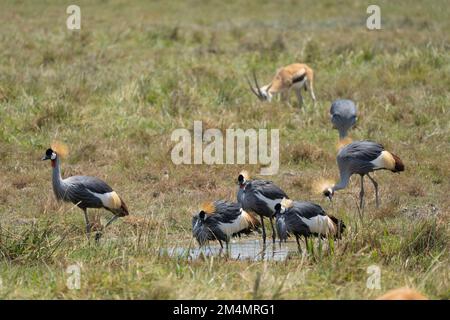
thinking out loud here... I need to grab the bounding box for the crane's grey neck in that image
[51,157,66,200]
[333,171,351,192]
[338,129,348,139]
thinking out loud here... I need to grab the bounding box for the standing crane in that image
[322,140,405,209]
[42,144,129,239]
[247,63,316,108]
[237,170,288,244]
[274,198,345,250]
[192,200,259,249]
[330,99,357,140]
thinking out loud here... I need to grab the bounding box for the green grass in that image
[0,0,449,299]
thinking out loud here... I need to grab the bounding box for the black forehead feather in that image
[46,148,54,156]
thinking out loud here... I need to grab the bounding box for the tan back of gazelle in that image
[376,288,428,300]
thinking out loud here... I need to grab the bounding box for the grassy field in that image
[0,0,449,299]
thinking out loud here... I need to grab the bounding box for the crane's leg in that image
[295,88,303,109]
[269,217,276,244]
[367,173,380,208]
[82,208,91,235]
[95,214,119,241]
[218,240,224,249]
[260,215,267,244]
[359,175,365,210]
[104,214,119,229]
[295,235,302,253]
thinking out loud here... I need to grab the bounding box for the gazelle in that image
[247,63,316,108]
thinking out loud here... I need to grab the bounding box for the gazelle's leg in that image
[280,90,288,102]
[305,80,316,105]
[295,88,303,109]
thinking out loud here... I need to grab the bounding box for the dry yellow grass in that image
[0,0,448,299]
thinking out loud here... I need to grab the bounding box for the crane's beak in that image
[42,154,50,161]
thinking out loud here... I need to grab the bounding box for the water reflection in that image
[161,239,302,261]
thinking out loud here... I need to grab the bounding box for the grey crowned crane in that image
[42,144,129,239]
[330,99,357,140]
[237,170,288,244]
[274,198,345,249]
[323,140,405,209]
[192,201,259,249]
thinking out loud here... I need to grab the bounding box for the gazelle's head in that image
[247,72,272,102]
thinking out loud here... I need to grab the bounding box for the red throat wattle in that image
[51,159,56,168]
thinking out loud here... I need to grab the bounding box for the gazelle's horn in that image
[252,71,264,100]
[246,75,261,99]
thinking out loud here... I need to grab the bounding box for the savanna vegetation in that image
[0,0,448,299]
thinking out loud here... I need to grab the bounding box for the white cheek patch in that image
[51,153,57,160]
[255,191,282,214]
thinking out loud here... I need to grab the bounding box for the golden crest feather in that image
[241,209,260,227]
[201,201,216,215]
[281,197,293,208]
[239,170,250,181]
[313,178,336,194]
[51,141,69,158]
